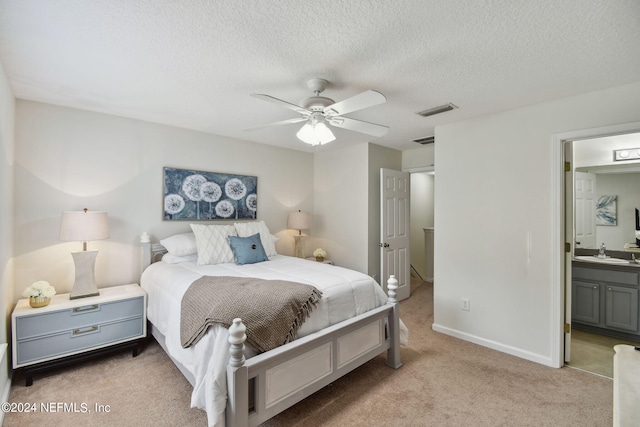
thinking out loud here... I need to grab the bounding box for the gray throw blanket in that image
[180,276,323,353]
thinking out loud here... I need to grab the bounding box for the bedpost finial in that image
[228,318,247,368]
[229,318,247,344]
[387,275,398,304]
[140,232,150,243]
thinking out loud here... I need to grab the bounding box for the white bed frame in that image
[141,242,402,427]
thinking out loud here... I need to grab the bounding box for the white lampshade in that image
[288,210,311,233]
[296,121,335,146]
[59,209,109,299]
[60,210,110,244]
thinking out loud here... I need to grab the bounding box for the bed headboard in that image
[141,241,168,271]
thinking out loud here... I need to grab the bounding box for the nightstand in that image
[306,257,334,265]
[12,284,146,386]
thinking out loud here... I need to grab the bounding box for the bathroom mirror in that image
[574,132,640,252]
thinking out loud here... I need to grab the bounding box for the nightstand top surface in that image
[13,284,144,315]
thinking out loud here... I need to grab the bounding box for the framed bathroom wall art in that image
[163,167,258,220]
[595,195,617,226]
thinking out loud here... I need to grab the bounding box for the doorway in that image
[409,169,435,282]
[559,125,640,375]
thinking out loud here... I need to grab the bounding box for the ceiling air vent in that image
[416,103,457,117]
[413,136,435,145]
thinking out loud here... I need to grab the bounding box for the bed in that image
[140,222,404,427]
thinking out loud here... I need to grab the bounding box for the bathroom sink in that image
[574,255,630,265]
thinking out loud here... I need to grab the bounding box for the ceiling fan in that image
[247,78,389,146]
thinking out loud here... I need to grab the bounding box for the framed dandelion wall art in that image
[163,167,258,220]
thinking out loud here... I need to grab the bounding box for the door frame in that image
[551,121,640,368]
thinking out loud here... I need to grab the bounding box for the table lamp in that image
[59,208,110,299]
[287,210,311,258]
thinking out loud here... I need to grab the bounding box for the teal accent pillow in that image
[228,233,269,265]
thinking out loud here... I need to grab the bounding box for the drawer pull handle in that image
[593,286,597,289]
[73,326,98,335]
[608,287,612,292]
[73,305,99,313]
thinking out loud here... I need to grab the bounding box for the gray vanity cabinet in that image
[572,262,640,339]
[605,285,638,332]
[573,280,600,324]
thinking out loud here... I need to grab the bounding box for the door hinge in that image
[564,323,571,333]
[564,161,571,172]
[565,242,571,253]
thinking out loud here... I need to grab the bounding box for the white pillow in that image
[162,253,198,264]
[190,224,237,265]
[160,232,197,256]
[234,221,277,257]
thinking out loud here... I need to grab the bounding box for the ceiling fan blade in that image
[329,116,389,137]
[251,94,311,115]
[244,117,308,132]
[323,90,386,116]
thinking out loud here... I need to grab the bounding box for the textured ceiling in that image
[1,0,639,152]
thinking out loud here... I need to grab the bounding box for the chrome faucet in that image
[598,243,606,258]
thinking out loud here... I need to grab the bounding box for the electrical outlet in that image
[461,298,470,311]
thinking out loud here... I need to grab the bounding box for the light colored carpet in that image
[5,281,613,426]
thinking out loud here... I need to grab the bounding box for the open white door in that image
[575,171,597,249]
[380,168,410,301]
[564,141,573,363]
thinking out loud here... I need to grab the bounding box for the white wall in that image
[312,142,401,277]
[0,59,15,417]
[434,82,640,367]
[313,143,369,272]
[13,100,314,299]
[402,144,434,171]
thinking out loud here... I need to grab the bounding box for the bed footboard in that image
[226,275,402,427]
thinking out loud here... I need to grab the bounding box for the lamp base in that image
[293,235,305,258]
[69,250,100,299]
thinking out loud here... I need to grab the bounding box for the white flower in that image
[200,181,222,203]
[245,194,257,211]
[23,281,56,299]
[182,174,207,202]
[164,194,185,215]
[225,178,247,201]
[313,248,326,258]
[215,200,235,218]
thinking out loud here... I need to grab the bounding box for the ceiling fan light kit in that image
[296,119,336,146]
[249,78,389,146]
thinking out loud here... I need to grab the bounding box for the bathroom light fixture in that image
[613,148,640,161]
[59,209,110,299]
[296,114,336,146]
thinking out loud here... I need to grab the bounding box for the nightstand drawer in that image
[16,297,144,339]
[15,316,143,367]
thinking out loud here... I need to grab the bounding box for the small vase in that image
[29,296,51,308]
[316,256,324,262]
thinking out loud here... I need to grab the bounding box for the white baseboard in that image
[431,323,555,368]
[0,343,10,426]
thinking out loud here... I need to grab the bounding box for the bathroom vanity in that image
[572,258,640,341]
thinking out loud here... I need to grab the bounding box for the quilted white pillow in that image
[190,224,237,265]
[159,232,197,256]
[234,221,277,257]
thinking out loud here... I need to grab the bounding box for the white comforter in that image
[140,255,393,427]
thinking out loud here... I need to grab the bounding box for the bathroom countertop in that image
[572,257,640,269]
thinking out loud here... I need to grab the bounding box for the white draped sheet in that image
[141,255,404,426]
